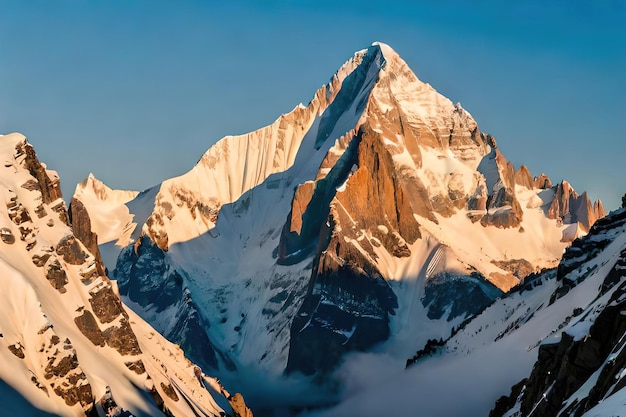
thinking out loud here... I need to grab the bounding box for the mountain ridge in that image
[69,42,607,411]
[0,133,251,417]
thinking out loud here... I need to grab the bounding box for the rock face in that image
[112,235,233,371]
[74,42,605,398]
[548,180,606,232]
[18,139,63,204]
[0,133,247,416]
[68,197,106,276]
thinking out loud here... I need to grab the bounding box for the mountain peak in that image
[71,41,608,407]
[371,41,396,57]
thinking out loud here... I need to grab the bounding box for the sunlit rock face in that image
[548,180,606,233]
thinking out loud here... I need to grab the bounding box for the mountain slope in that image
[491,207,626,417]
[0,133,249,417]
[73,42,605,410]
[313,206,625,417]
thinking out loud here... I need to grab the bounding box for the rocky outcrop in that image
[89,285,127,324]
[55,235,88,265]
[44,258,69,292]
[74,310,106,347]
[478,143,524,229]
[69,197,106,276]
[515,165,533,189]
[0,134,243,417]
[112,235,232,371]
[228,393,254,417]
[548,181,605,232]
[286,206,398,374]
[16,140,63,204]
[533,173,553,189]
[492,259,535,280]
[101,318,142,356]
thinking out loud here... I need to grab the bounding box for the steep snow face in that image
[0,133,242,417]
[125,47,373,252]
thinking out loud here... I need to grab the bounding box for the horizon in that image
[1,1,624,209]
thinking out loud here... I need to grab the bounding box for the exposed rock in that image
[45,354,80,379]
[287,206,398,374]
[101,318,142,356]
[278,131,360,264]
[52,381,93,408]
[492,259,536,280]
[45,258,68,293]
[68,197,106,276]
[0,227,15,244]
[89,285,127,324]
[56,235,88,265]
[554,208,626,294]
[479,149,524,228]
[533,173,553,189]
[284,181,315,236]
[422,272,501,321]
[493,210,626,417]
[20,179,41,192]
[7,201,31,225]
[74,310,105,347]
[125,360,146,374]
[336,124,423,248]
[228,392,253,417]
[145,213,169,251]
[502,281,626,417]
[160,382,179,401]
[489,379,527,417]
[8,343,25,359]
[50,201,70,226]
[34,204,47,218]
[514,165,534,189]
[548,181,605,232]
[32,252,51,267]
[17,141,63,204]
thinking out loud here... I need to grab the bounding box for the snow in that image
[313,210,626,417]
[565,319,593,341]
[582,386,626,417]
[0,133,229,416]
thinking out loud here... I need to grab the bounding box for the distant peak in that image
[79,172,102,188]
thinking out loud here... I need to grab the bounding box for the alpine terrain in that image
[0,133,252,416]
[59,41,610,414]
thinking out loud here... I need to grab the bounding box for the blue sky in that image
[1,1,624,209]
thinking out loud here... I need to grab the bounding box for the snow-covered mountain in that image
[73,42,606,411]
[311,204,626,417]
[0,133,251,417]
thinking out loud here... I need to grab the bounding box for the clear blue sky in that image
[1,1,624,209]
